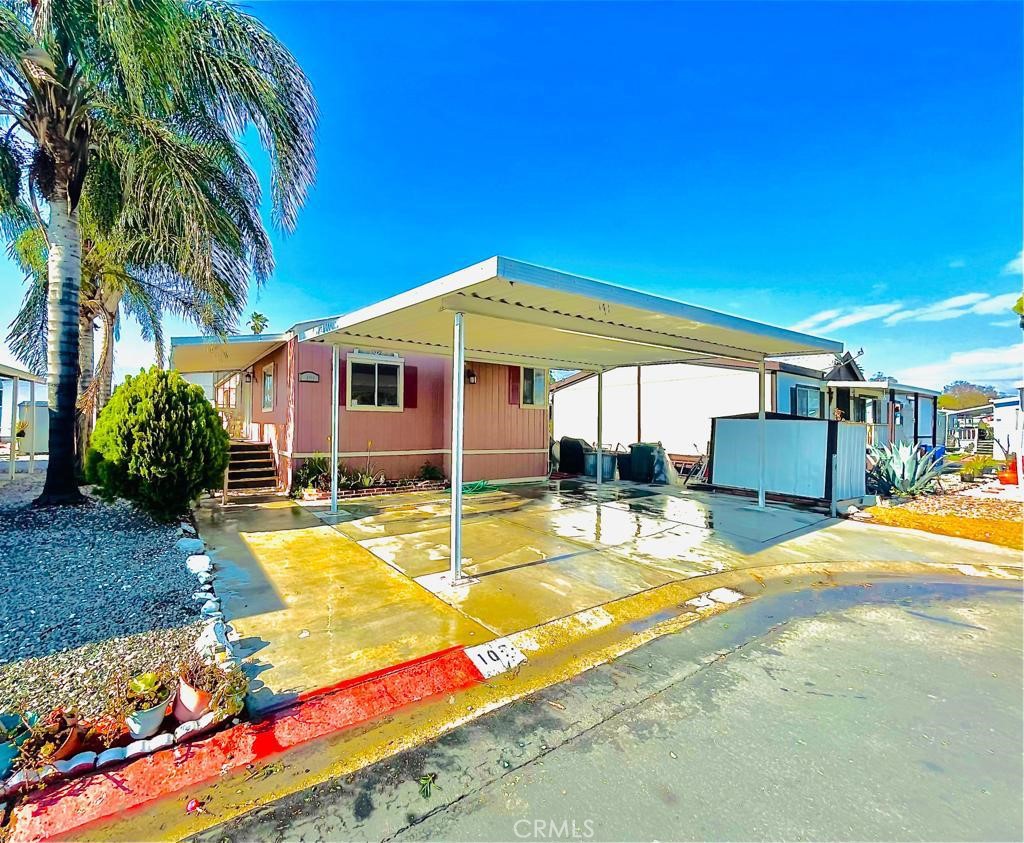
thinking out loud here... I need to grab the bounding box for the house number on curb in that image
[466,638,527,678]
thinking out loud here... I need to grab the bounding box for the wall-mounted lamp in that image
[465,368,478,385]
[244,372,253,384]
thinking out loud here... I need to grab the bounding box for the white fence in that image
[711,416,866,501]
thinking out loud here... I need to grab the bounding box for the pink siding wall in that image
[247,340,293,489]
[464,362,548,450]
[286,346,548,485]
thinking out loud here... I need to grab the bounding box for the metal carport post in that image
[450,311,466,582]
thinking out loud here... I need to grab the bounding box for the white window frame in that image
[261,363,275,411]
[346,352,405,412]
[520,366,548,410]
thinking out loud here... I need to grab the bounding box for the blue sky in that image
[1,0,1021,390]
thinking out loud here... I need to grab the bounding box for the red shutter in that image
[338,361,346,404]
[403,365,418,409]
[508,365,520,405]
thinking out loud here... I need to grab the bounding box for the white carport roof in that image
[301,257,842,368]
[0,362,44,383]
[169,333,288,374]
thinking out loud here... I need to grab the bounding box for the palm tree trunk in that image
[37,197,85,505]
[97,292,121,409]
[76,310,95,467]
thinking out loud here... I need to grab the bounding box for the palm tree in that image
[0,0,316,505]
[6,204,241,457]
[246,311,269,334]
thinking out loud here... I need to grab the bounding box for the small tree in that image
[247,312,270,334]
[86,367,229,520]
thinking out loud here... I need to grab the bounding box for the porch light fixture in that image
[244,372,253,383]
[465,368,478,385]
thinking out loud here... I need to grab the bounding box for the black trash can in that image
[630,442,658,483]
[616,452,633,481]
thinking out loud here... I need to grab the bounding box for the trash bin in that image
[615,452,633,481]
[630,442,658,483]
[559,437,588,475]
[583,451,616,481]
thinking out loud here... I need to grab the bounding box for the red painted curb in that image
[9,647,484,842]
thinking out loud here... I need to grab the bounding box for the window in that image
[347,354,403,411]
[261,364,274,411]
[794,384,821,418]
[521,367,547,408]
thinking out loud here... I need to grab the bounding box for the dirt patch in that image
[865,495,1023,550]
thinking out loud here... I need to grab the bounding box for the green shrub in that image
[291,454,330,496]
[85,366,230,520]
[417,460,444,481]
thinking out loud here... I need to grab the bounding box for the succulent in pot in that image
[120,669,175,739]
[210,664,249,720]
[175,653,222,722]
[16,709,84,770]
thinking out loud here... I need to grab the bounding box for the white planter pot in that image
[126,692,174,739]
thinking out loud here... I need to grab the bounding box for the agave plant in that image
[868,442,946,497]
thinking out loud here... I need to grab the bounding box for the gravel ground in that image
[0,474,203,717]
[898,486,1023,522]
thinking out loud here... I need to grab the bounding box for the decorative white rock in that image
[54,750,97,776]
[200,598,222,615]
[177,537,205,555]
[186,554,213,574]
[197,571,214,585]
[125,732,174,760]
[96,746,128,768]
[174,711,218,743]
[4,768,39,794]
[180,522,198,536]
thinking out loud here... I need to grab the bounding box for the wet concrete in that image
[193,575,1023,842]
[201,480,1021,716]
[196,500,489,715]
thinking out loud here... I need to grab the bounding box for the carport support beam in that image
[596,369,603,494]
[8,375,18,480]
[28,379,35,473]
[450,311,466,582]
[330,345,340,514]
[757,357,766,509]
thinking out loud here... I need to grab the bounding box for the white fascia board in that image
[300,257,499,343]
[495,257,843,357]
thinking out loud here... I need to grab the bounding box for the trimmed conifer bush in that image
[85,367,230,520]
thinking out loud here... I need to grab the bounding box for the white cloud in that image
[884,291,1020,325]
[1003,249,1023,276]
[948,259,966,269]
[813,303,904,334]
[971,291,1021,315]
[990,318,1020,328]
[897,343,1023,390]
[790,308,842,332]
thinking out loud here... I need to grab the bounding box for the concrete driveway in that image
[198,479,1021,716]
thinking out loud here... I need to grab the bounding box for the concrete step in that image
[229,442,273,454]
[229,465,277,477]
[228,475,280,491]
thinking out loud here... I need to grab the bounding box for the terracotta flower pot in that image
[174,677,213,722]
[997,469,1018,486]
[50,725,83,762]
[126,692,173,739]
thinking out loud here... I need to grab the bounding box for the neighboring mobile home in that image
[551,354,940,460]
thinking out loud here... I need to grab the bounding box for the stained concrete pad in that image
[198,503,489,715]
[358,518,592,579]
[414,544,677,634]
[610,490,828,544]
